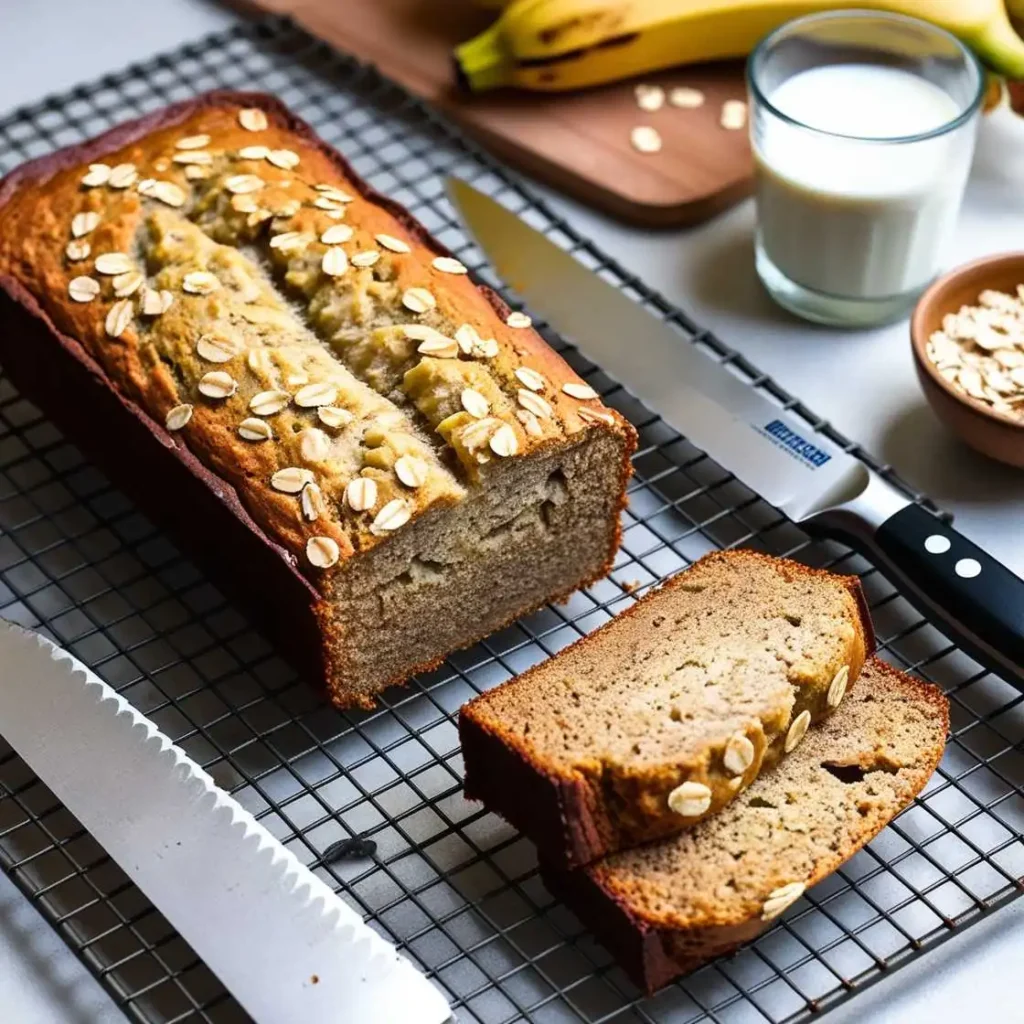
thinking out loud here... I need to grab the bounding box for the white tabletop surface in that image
[1,1,1022,1021]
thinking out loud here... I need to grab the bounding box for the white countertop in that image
[1,1,1022,1021]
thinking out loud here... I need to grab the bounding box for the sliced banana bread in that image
[460,550,873,867]
[0,93,635,709]
[542,657,948,992]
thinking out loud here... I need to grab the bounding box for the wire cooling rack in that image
[0,14,1022,1024]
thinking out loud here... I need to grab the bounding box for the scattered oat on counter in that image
[720,99,747,131]
[926,285,1024,418]
[634,83,665,112]
[630,125,663,153]
[669,86,705,109]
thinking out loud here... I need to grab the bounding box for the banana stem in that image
[455,22,512,92]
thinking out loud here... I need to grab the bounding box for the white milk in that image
[754,64,974,300]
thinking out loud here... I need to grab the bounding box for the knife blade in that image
[0,621,451,1024]
[448,178,1024,684]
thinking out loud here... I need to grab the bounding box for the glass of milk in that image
[748,11,984,327]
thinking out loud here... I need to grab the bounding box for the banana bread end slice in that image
[460,550,874,867]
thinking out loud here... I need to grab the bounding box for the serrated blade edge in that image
[0,622,451,1024]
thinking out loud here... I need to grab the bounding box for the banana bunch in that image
[455,0,1024,92]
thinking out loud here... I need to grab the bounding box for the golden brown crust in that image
[0,91,635,585]
[0,91,636,708]
[0,269,332,683]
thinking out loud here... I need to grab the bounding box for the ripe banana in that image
[455,0,1024,92]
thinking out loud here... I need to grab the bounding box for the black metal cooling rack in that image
[0,14,1021,1024]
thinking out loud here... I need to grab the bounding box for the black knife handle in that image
[872,504,1024,676]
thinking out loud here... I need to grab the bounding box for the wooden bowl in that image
[911,253,1024,469]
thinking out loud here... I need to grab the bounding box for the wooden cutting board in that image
[238,0,752,226]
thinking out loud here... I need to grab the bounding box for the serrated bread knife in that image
[448,179,1024,685]
[0,621,452,1024]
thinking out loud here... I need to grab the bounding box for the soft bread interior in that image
[325,428,628,705]
[464,551,868,853]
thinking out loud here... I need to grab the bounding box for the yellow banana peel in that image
[455,0,1024,93]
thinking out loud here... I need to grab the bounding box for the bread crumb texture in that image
[590,657,948,933]
[464,550,871,852]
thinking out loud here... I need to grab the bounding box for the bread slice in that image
[460,550,873,867]
[541,658,948,993]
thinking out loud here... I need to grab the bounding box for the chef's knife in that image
[0,621,452,1024]
[448,178,1024,684]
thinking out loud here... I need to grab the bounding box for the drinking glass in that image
[748,11,984,327]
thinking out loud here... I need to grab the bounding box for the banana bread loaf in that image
[542,657,948,992]
[0,92,635,708]
[460,550,873,866]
